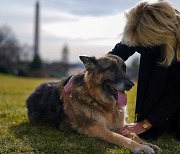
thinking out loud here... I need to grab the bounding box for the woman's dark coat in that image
[110,43,180,139]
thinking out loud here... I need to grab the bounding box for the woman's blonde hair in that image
[121,0,180,66]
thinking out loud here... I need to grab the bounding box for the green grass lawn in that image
[0,73,180,154]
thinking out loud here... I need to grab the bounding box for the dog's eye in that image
[108,66,115,71]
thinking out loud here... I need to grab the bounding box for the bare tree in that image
[20,44,33,62]
[0,25,21,72]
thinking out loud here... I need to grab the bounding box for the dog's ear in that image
[79,56,97,71]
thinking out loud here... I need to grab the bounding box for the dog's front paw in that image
[133,145,155,154]
[143,143,161,153]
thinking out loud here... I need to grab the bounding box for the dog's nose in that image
[124,80,134,90]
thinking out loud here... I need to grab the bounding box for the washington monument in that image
[34,0,40,57]
[30,0,42,72]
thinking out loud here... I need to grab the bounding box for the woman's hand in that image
[117,119,152,136]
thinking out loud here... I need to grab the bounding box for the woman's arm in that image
[118,119,152,136]
[109,42,136,61]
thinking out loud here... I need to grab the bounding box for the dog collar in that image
[60,75,76,106]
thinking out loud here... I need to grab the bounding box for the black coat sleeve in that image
[146,62,180,127]
[109,42,136,61]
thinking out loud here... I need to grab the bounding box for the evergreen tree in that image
[30,54,42,70]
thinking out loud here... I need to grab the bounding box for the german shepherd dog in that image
[27,54,160,153]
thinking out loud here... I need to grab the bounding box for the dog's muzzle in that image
[104,79,134,107]
[122,80,134,91]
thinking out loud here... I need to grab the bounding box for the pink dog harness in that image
[60,75,76,106]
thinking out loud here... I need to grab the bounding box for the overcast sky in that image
[0,0,179,64]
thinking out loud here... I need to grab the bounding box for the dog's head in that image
[79,54,134,107]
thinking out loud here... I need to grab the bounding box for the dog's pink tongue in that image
[118,92,127,107]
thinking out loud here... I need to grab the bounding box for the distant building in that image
[44,62,68,77]
[68,63,84,76]
[43,45,70,77]
[61,45,69,64]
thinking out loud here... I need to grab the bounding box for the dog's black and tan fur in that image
[27,54,160,153]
